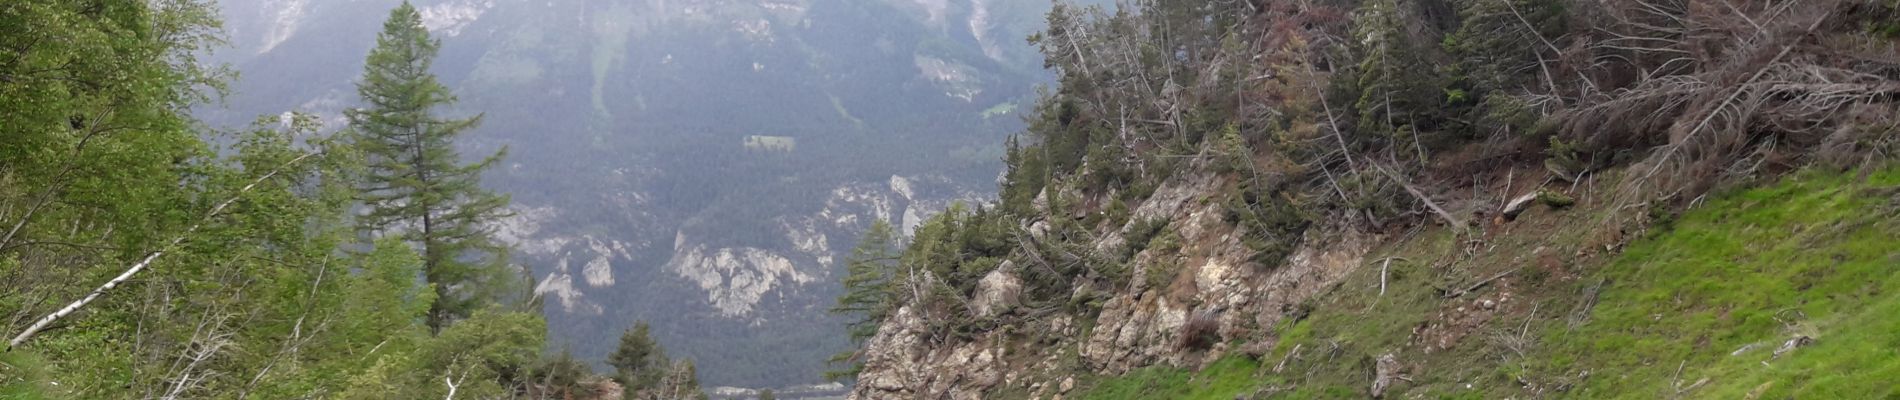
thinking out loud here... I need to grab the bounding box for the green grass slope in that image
[1068,166,1900,399]
[1539,167,1900,398]
[0,350,55,400]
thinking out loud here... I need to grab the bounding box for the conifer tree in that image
[608,322,669,392]
[826,220,902,379]
[346,2,516,333]
[1351,0,1442,160]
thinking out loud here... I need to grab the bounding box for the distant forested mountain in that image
[197,0,1085,388]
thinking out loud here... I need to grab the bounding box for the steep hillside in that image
[836,0,1900,398]
[1049,165,1900,399]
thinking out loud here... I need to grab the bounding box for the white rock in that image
[971,266,1022,317]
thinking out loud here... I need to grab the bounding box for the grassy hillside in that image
[1539,167,1900,398]
[1063,165,1900,399]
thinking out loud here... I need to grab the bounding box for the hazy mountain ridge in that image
[201,0,1060,388]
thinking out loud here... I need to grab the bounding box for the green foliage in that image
[0,2,567,397]
[1223,179,1312,267]
[609,322,670,392]
[1120,217,1170,260]
[339,309,547,399]
[1032,95,1092,175]
[1349,0,1446,149]
[347,2,519,333]
[827,221,902,379]
[531,349,599,399]
[654,359,708,400]
[1103,197,1132,230]
[833,221,902,341]
[1082,135,1135,191]
[1215,124,1253,175]
[1477,93,1543,135]
[757,388,776,400]
[2,1,225,363]
[606,321,712,400]
[905,204,1018,295]
[1439,0,1567,139]
[1143,258,1182,294]
[1545,135,1587,177]
[0,350,53,399]
[826,203,1027,349]
[1534,189,1574,208]
[1441,0,1569,96]
[1001,136,1051,216]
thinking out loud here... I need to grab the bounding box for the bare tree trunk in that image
[443,365,469,400]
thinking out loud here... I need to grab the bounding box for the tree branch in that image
[1373,164,1466,232]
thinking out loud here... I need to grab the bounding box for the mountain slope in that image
[1061,165,1900,399]
[838,0,1900,398]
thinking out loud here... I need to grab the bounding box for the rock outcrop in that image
[848,170,1374,399]
[970,266,1022,317]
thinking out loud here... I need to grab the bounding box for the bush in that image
[1104,197,1132,230]
[1223,179,1312,267]
[1121,217,1171,260]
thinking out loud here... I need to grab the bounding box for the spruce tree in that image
[1351,0,1443,160]
[608,322,668,392]
[347,2,515,334]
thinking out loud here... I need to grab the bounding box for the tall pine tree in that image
[347,2,516,333]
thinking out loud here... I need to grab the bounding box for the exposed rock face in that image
[417,0,494,36]
[1082,227,1369,374]
[970,266,1021,317]
[852,306,1019,400]
[853,306,926,397]
[504,206,644,315]
[657,176,987,320]
[848,171,1374,399]
[667,237,816,318]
